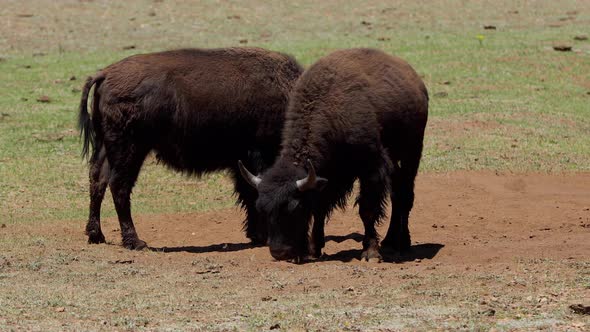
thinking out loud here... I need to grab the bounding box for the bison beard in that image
[78,47,303,249]
[240,48,428,262]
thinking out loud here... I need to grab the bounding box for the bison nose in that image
[269,245,296,261]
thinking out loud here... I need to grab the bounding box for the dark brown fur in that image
[247,48,428,261]
[78,47,303,249]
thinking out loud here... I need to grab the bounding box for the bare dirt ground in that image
[1,172,589,330]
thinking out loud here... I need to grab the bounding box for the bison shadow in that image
[148,233,365,255]
[323,242,444,263]
[149,242,256,254]
[148,233,444,264]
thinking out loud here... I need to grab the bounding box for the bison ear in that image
[315,177,328,192]
[238,160,261,189]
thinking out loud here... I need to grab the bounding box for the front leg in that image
[233,156,267,246]
[309,212,326,259]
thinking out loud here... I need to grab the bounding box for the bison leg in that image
[357,159,390,262]
[382,146,422,252]
[106,141,149,250]
[309,211,326,258]
[85,146,110,244]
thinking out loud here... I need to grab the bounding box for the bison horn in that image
[296,159,318,192]
[238,160,261,188]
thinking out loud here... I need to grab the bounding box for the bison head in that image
[238,159,327,261]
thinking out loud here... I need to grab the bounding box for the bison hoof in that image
[311,249,323,260]
[87,231,106,244]
[361,248,382,263]
[381,237,411,253]
[123,238,147,250]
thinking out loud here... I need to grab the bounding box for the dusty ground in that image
[1,172,589,331]
[1,1,590,330]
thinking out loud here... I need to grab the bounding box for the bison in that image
[239,48,428,262]
[78,47,303,250]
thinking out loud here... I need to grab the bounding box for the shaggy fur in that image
[78,47,303,249]
[246,48,428,261]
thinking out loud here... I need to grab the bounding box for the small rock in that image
[361,20,372,26]
[553,45,572,52]
[270,323,280,330]
[483,25,496,30]
[569,304,590,315]
[574,35,588,41]
[17,14,34,18]
[108,260,133,264]
[122,45,136,50]
[239,39,248,44]
[55,307,65,313]
[148,10,156,17]
[69,76,76,81]
[227,15,241,19]
[345,286,355,293]
[36,96,51,103]
[261,296,273,301]
[432,224,438,228]
[377,37,391,41]
[71,87,81,93]
[0,224,5,228]
[479,308,496,316]
[443,80,451,85]
[414,258,422,263]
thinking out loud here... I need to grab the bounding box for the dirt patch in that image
[1,172,589,330]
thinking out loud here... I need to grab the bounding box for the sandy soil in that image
[2,172,588,330]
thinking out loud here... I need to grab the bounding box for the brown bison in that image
[78,47,303,250]
[239,48,428,262]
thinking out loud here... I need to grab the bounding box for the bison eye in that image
[287,199,300,212]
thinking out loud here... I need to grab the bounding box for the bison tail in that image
[78,74,104,161]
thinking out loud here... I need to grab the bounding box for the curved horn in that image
[296,159,317,192]
[238,160,261,188]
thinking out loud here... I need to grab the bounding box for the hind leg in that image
[357,155,391,262]
[86,147,110,244]
[105,140,150,250]
[382,146,422,252]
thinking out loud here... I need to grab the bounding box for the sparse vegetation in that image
[1,1,589,331]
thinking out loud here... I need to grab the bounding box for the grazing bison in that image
[239,48,428,262]
[78,47,303,250]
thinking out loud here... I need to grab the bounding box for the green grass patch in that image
[1,1,589,225]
